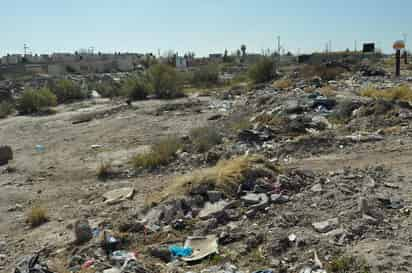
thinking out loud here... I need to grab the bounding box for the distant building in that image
[363,43,375,53]
[209,54,223,63]
[176,56,187,69]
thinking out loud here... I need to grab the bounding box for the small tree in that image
[122,76,153,101]
[192,65,220,87]
[51,79,84,103]
[147,64,183,99]
[248,57,275,83]
[241,44,247,57]
[17,87,57,114]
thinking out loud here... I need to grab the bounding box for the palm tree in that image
[241,44,247,57]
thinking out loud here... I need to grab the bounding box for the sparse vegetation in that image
[0,101,15,118]
[148,64,184,99]
[122,76,153,101]
[326,255,370,273]
[189,126,222,153]
[248,58,276,83]
[192,65,220,87]
[17,87,57,114]
[27,206,48,227]
[133,136,182,169]
[146,155,278,205]
[303,65,345,81]
[51,79,86,103]
[361,85,412,102]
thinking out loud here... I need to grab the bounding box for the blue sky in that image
[1,0,410,57]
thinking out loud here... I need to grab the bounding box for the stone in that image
[0,146,12,166]
[74,219,92,244]
[199,200,229,220]
[270,194,290,204]
[312,218,339,233]
[310,183,323,193]
[207,191,223,203]
[241,193,267,205]
[150,246,172,262]
[103,187,134,205]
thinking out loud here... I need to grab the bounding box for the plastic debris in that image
[35,145,45,153]
[181,235,219,262]
[169,245,193,257]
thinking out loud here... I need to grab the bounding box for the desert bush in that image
[17,87,57,114]
[93,82,122,98]
[361,85,412,102]
[189,126,222,153]
[27,206,48,227]
[133,136,182,169]
[148,64,184,99]
[248,58,275,83]
[51,79,85,103]
[0,101,14,118]
[122,76,153,101]
[192,65,220,86]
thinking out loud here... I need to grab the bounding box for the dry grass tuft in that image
[146,155,278,205]
[133,136,182,169]
[361,85,412,102]
[27,206,48,227]
[189,126,222,153]
[318,86,336,97]
[273,79,293,90]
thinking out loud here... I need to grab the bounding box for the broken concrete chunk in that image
[270,194,290,204]
[198,200,229,220]
[241,193,267,205]
[103,187,134,205]
[74,219,92,245]
[312,218,339,233]
[206,190,223,203]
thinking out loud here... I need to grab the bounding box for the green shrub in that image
[248,58,275,83]
[133,136,182,169]
[0,101,14,119]
[326,255,370,273]
[192,65,220,86]
[94,82,122,98]
[148,64,184,99]
[189,126,222,153]
[51,79,85,103]
[97,161,113,181]
[122,76,152,101]
[17,88,57,114]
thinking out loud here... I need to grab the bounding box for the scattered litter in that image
[14,254,54,273]
[35,144,45,153]
[181,235,218,262]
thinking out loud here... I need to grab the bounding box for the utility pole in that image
[403,33,408,64]
[24,43,29,56]
[354,40,357,52]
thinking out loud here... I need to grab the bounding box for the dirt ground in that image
[0,96,220,272]
[3,82,412,272]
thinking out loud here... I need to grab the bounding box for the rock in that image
[246,233,264,250]
[74,219,92,244]
[0,146,13,166]
[103,187,134,205]
[284,99,304,114]
[312,98,336,110]
[207,191,223,203]
[241,193,267,205]
[199,200,229,220]
[270,194,290,204]
[312,218,339,233]
[310,183,323,193]
[103,268,121,273]
[0,241,6,253]
[150,246,172,262]
[238,129,272,143]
